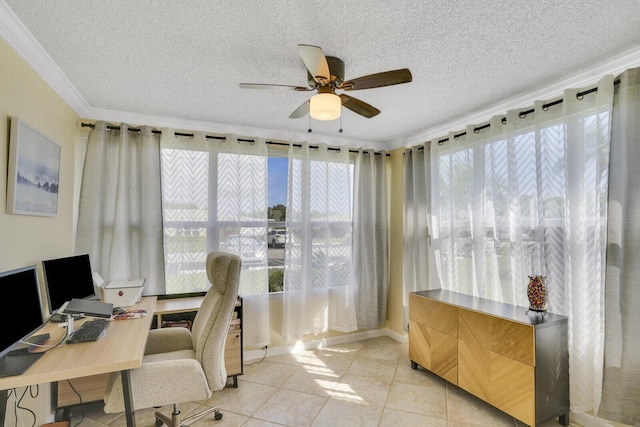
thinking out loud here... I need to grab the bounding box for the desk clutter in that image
[112,309,148,321]
[229,310,240,331]
[162,319,192,329]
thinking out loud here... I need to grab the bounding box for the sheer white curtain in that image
[353,150,389,330]
[599,67,640,425]
[282,142,357,340]
[160,131,270,347]
[407,75,614,414]
[76,122,165,294]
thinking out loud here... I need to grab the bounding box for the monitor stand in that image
[0,352,44,378]
[50,312,67,322]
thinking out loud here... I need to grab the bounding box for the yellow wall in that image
[0,40,79,270]
[384,147,406,335]
[0,38,80,426]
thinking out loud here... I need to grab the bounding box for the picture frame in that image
[6,117,61,216]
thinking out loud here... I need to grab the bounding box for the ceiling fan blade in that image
[339,94,381,118]
[289,100,310,119]
[239,83,311,91]
[297,44,330,84]
[339,68,412,91]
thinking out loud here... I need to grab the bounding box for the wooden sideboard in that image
[409,290,569,427]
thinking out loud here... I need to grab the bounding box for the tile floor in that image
[73,336,577,426]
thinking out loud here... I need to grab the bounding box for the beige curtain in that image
[353,150,389,329]
[599,67,640,426]
[76,122,165,295]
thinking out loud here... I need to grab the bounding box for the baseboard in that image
[244,328,407,361]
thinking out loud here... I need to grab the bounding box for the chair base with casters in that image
[154,403,222,427]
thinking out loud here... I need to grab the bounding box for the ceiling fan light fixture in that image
[310,93,341,121]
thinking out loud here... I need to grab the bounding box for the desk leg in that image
[121,370,136,427]
[0,389,7,426]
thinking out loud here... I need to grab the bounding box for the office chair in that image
[103,252,241,426]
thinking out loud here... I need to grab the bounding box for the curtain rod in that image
[425,80,619,147]
[80,123,390,157]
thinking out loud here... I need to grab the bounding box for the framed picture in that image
[6,117,61,216]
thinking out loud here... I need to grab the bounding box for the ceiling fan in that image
[239,44,412,121]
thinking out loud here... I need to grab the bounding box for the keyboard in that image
[67,319,110,344]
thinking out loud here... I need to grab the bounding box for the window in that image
[161,144,268,295]
[267,156,287,292]
[431,112,610,308]
[161,148,209,294]
[161,144,354,295]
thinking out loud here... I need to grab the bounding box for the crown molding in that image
[403,46,640,148]
[0,1,90,115]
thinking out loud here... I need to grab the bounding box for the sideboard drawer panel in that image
[409,293,457,337]
[458,307,534,366]
[409,320,458,384]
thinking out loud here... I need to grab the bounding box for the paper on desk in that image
[113,309,147,320]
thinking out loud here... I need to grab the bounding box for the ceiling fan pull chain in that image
[308,114,312,133]
[339,115,343,133]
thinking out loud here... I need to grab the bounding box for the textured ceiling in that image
[3,0,640,147]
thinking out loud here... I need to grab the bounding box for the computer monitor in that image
[42,254,96,314]
[0,265,46,376]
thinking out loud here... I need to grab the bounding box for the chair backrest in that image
[190,251,241,391]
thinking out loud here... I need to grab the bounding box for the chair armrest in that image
[104,359,211,413]
[145,327,193,355]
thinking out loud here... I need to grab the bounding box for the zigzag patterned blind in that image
[160,133,268,295]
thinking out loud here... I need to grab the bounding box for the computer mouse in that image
[112,307,126,315]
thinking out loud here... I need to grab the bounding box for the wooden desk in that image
[154,295,204,327]
[0,296,156,427]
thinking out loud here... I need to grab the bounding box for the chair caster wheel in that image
[214,411,223,420]
[155,418,164,427]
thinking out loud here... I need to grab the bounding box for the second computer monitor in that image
[42,254,95,313]
[0,265,45,357]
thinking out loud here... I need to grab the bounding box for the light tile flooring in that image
[74,337,577,427]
